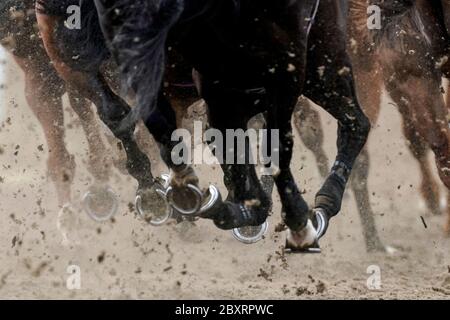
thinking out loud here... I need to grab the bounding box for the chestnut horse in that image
[295,0,450,248]
[0,0,113,216]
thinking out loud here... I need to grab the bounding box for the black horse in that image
[87,0,370,252]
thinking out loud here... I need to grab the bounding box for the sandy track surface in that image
[1,54,450,300]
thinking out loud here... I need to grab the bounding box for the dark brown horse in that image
[84,0,370,252]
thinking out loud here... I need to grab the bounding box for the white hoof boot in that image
[286,220,320,253]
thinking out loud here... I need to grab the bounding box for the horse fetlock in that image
[315,173,347,218]
[170,166,199,188]
[420,181,441,215]
[283,208,309,232]
[47,152,76,185]
[365,235,387,253]
[211,201,268,230]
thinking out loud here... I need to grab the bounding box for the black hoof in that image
[82,185,119,222]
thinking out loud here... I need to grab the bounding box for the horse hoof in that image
[231,221,269,244]
[312,208,328,239]
[82,185,119,222]
[285,220,321,253]
[199,185,221,214]
[166,184,203,215]
[136,183,173,226]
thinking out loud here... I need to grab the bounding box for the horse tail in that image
[96,0,184,131]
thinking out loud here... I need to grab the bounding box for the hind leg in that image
[294,98,330,178]
[305,73,370,233]
[387,76,450,186]
[303,20,370,236]
[386,71,450,234]
[13,56,74,207]
[402,118,441,216]
[350,58,387,252]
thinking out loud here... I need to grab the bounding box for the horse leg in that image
[402,118,441,216]
[293,97,330,178]
[301,3,371,240]
[446,191,450,236]
[350,57,387,252]
[446,81,450,235]
[386,74,450,236]
[192,82,271,230]
[268,90,319,250]
[67,92,111,183]
[247,113,275,198]
[13,55,81,245]
[304,71,370,237]
[13,56,74,207]
[36,11,154,191]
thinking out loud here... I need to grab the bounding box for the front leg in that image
[304,63,370,235]
[264,91,321,252]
